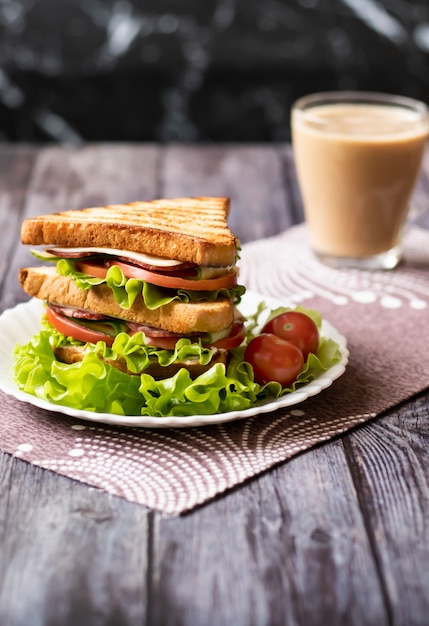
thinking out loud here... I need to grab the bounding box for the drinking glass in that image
[291,91,429,270]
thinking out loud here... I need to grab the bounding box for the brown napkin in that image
[1,224,428,515]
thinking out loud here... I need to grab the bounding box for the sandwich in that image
[14,196,343,417]
[14,197,251,415]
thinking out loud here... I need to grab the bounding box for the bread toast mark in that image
[21,197,237,266]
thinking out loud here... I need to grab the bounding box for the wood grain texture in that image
[346,394,429,626]
[277,144,305,226]
[0,143,428,626]
[0,146,37,295]
[414,150,429,228]
[151,441,388,626]
[1,144,162,311]
[0,452,149,626]
[161,144,294,243]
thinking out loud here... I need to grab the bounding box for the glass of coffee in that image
[291,91,429,270]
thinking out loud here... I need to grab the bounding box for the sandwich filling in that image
[25,240,246,378]
[32,247,245,311]
[45,303,246,352]
[14,197,343,417]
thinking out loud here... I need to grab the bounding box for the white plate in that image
[0,292,349,428]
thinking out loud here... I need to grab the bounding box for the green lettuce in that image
[56,260,246,309]
[13,305,342,417]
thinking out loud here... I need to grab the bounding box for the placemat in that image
[1,224,429,515]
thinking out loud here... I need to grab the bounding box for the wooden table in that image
[1,143,429,626]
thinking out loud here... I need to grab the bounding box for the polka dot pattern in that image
[1,224,428,515]
[0,401,376,514]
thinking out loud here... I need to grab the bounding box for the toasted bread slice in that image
[19,266,234,334]
[54,344,228,380]
[21,197,237,267]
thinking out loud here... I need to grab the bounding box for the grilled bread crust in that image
[54,344,228,380]
[20,197,237,267]
[19,266,235,334]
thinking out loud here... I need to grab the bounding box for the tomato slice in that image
[46,304,245,353]
[74,260,238,291]
[46,306,115,347]
[143,320,246,351]
[210,320,246,350]
[74,260,108,279]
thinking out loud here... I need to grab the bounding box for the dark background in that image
[1,0,429,143]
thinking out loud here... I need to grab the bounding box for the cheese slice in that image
[41,246,183,267]
[33,246,234,277]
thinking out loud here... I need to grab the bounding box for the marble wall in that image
[1,0,429,142]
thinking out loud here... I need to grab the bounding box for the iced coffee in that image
[292,92,429,269]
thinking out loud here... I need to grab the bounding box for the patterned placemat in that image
[1,224,428,515]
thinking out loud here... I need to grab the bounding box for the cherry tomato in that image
[46,306,115,346]
[74,260,238,291]
[244,333,304,386]
[262,311,319,359]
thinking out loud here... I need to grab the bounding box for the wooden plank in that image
[150,441,388,626]
[0,451,149,626]
[0,144,163,624]
[0,146,37,301]
[52,143,163,210]
[150,142,388,625]
[413,149,429,228]
[277,143,305,226]
[1,143,428,626]
[1,143,162,311]
[161,144,294,243]
[346,395,429,626]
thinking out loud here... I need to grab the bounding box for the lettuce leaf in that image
[13,327,217,416]
[138,364,260,416]
[56,259,246,309]
[13,304,342,417]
